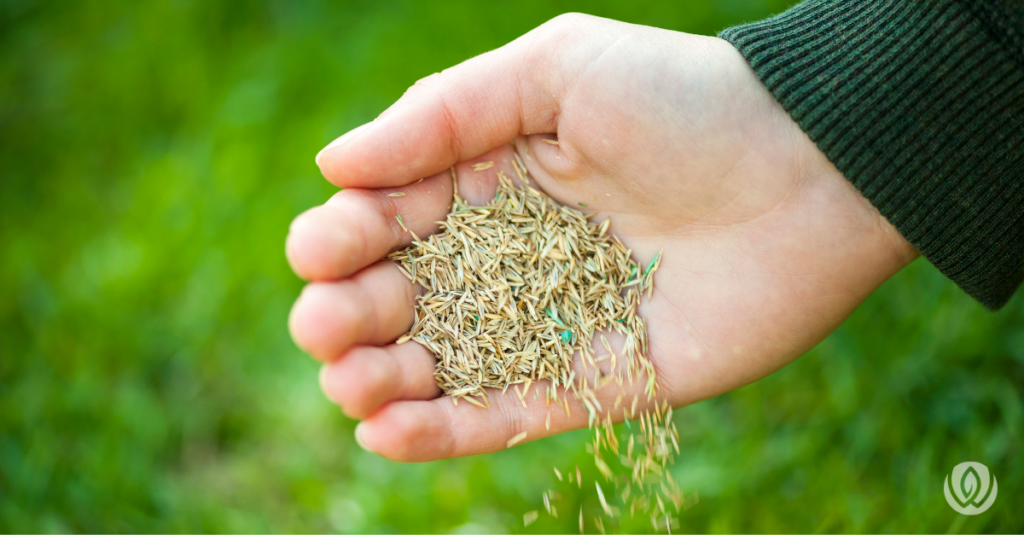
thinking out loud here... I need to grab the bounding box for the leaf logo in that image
[944,462,997,515]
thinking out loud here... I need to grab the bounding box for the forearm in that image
[721,0,1024,310]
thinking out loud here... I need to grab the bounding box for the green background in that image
[2,0,1022,532]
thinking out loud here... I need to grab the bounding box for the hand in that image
[286,13,918,462]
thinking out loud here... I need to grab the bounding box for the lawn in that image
[1,0,1021,532]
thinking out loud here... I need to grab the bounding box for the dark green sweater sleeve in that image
[720,0,1024,310]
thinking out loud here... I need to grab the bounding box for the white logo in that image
[944,461,997,515]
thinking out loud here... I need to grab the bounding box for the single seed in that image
[472,161,495,171]
[388,192,406,197]
[507,431,528,448]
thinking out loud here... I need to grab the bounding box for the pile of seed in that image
[389,156,686,532]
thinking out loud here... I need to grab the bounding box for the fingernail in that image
[354,422,373,452]
[316,121,374,166]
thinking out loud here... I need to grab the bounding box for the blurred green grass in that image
[1,0,1022,532]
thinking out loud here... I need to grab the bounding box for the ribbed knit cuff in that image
[721,0,1024,310]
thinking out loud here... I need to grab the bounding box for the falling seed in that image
[388,192,406,197]
[524,510,539,526]
[554,467,563,481]
[507,431,528,448]
[578,203,587,207]
[595,482,612,516]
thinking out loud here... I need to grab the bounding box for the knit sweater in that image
[720,0,1024,310]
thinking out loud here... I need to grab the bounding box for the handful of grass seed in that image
[391,166,659,403]
[389,158,684,531]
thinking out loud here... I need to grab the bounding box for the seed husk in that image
[472,161,495,171]
[507,431,528,448]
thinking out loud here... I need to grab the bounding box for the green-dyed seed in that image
[544,308,566,327]
[644,251,661,276]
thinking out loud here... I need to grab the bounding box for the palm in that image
[288,14,916,461]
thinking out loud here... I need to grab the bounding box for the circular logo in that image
[944,462,997,515]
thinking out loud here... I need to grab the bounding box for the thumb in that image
[315,14,599,189]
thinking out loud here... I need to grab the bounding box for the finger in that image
[356,366,653,462]
[286,172,453,281]
[314,14,614,189]
[289,260,417,362]
[287,145,523,281]
[320,342,440,420]
[355,390,583,462]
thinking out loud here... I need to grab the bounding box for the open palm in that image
[286,14,917,461]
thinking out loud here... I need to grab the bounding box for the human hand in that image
[286,13,918,461]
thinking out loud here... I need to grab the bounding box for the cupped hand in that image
[286,14,918,462]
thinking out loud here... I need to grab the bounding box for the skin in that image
[286,14,919,462]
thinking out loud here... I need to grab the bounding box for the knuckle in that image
[543,12,593,34]
[430,90,463,161]
[338,385,374,419]
[413,71,443,89]
[396,71,464,163]
[328,349,391,419]
[356,189,404,246]
[393,73,443,105]
[331,190,397,263]
[496,396,525,440]
[385,414,424,462]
